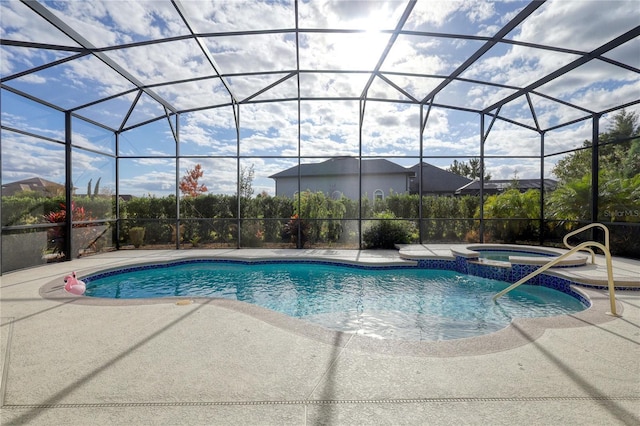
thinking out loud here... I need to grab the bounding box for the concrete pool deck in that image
[1,246,639,425]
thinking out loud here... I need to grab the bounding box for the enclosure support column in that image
[591,113,600,240]
[419,102,431,244]
[296,100,302,248]
[539,131,545,245]
[235,103,241,248]
[479,113,485,243]
[418,105,424,243]
[115,132,120,249]
[591,114,600,220]
[175,113,181,249]
[358,99,365,249]
[64,111,73,260]
[294,4,302,249]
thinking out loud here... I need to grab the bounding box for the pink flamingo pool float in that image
[63,272,86,295]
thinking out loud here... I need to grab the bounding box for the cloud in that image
[204,34,297,74]
[134,158,174,166]
[0,1,80,46]
[0,133,66,184]
[515,0,638,52]
[1,110,65,141]
[106,39,212,86]
[182,0,293,33]
[486,159,541,181]
[119,171,176,195]
[407,0,496,30]
[299,0,406,30]
[383,36,452,76]
[460,0,639,123]
[3,0,637,198]
[42,0,187,46]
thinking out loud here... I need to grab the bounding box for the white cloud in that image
[182,0,294,33]
[3,0,637,198]
[0,1,80,46]
[515,0,638,52]
[0,133,65,184]
[44,0,186,46]
[205,34,297,74]
[299,0,406,30]
[154,78,231,111]
[383,36,452,75]
[486,159,541,181]
[460,0,639,122]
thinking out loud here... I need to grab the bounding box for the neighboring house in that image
[1,177,66,197]
[270,159,557,199]
[269,157,415,200]
[408,162,472,196]
[455,179,558,196]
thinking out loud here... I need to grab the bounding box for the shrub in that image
[482,189,541,243]
[129,227,145,248]
[362,212,416,249]
[281,214,309,248]
[240,220,264,247]
[44,201,98,254]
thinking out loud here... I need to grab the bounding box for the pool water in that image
[84,261,586,341]
[476,250,554,262]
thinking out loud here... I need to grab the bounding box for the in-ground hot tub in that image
[458,244,589,267]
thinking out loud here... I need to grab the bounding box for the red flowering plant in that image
[281,214,309,248]
[44,202,97,254]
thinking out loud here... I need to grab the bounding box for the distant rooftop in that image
[269,158,413,179]
[1,177,64,197]
[455,179,558,195]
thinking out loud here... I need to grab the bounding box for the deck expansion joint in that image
[3,395,639,409]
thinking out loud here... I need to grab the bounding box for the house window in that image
[374,189,384,200]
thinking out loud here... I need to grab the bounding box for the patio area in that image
[1,247,639,425]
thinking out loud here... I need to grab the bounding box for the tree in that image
[447,157,491,180]
[93,177,101,198]
[546,175,591,221]
[622,139,640,178]
[548,109,640,226]
[552,109,640,183]
[551,147,590,183]
[239,164,255,199]
[179,164,208,197]
[87,177,102,200]
[482,189,541,242]
[86,178,102,198]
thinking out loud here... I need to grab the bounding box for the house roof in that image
[1,177,65,196]
[269,158,413,179]
[455,179,558,195]
[409,163,472,193]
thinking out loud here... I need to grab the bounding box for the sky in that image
[1,0,639,197]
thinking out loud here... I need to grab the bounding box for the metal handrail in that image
[493,224,619,317]
[563,223,611,264]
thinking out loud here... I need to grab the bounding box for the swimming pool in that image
[82,260,587,341]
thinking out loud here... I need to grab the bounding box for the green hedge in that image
[1,194,113,227]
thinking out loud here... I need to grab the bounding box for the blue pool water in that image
[84,261,587,341]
